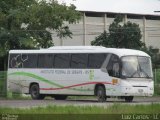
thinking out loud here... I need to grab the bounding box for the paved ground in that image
[0,97,160,108]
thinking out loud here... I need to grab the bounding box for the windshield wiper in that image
[140,69,150,78]
[139,65,150,78]
[130,65,140,78]
[130,71,139,78]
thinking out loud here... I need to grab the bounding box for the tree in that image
[141,46,160,69]
[91,15,144,49]
[0,0,81,70]
[91,15,160,69]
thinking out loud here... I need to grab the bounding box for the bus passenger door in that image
[106,54,121,96]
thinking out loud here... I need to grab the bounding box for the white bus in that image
[7,46,154,102]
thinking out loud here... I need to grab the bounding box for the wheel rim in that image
[31,86,39,98]
[97,88,104,102]
[98,90,102,98]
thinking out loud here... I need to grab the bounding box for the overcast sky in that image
[58,0,160,15]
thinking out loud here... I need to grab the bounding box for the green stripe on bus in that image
[8,72,93,91]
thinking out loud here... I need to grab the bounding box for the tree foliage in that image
[0,0,81,70]
[142,46,160,69]
[91,15,144,49]
[91,15,160,69]
[0,0,81,54]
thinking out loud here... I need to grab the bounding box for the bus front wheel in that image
[30,84,45,100]
[125,96,134,102]
[96,86,106,102]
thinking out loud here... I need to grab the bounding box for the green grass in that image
[0,104,160,114]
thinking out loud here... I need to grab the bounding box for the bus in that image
[7,46,154,102]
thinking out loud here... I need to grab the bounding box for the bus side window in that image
[107,54,120,77]
[88,53,106,68]
[9,54,22,68]
[23,54,38,68]
[54,54,70,68]
[71,54,88,68]
[38,54,53,68]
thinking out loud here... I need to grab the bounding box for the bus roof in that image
[9,46,150,57]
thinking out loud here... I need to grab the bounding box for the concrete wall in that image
[52,12,160,49]
[146,19,160,48]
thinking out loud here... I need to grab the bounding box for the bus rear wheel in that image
[54,95,67,100]
[30,84,45,100]
[125,96,134,102]
[96,86,106,102]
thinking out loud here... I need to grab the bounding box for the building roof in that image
[58,0,160,16]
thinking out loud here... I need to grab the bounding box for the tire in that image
[96,86,106,102]
[30,84,45,100]
[54,95,67,100]
[125,96,134,102]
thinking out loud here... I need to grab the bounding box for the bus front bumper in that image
[121,86,154,96]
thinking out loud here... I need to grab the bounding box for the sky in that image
[57,0,160,15]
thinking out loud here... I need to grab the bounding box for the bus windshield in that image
[121,56,153,78]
